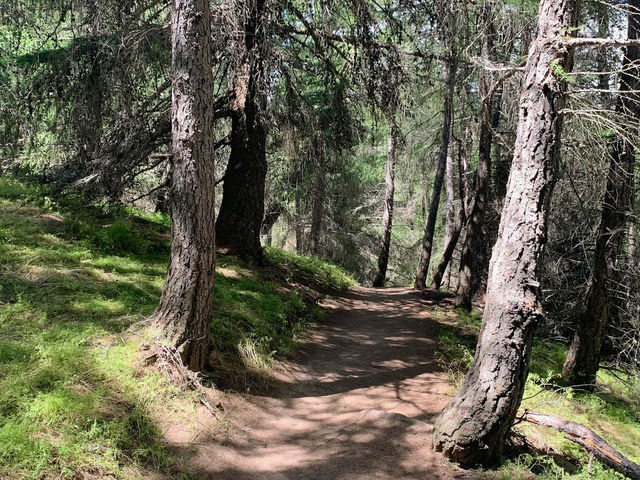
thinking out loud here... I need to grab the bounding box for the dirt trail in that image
[170,287,478,480]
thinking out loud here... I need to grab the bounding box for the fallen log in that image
[522,411,640,480]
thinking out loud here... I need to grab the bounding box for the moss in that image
[265,246,358,292]
[0,178,348,479]
[438,309,640,479]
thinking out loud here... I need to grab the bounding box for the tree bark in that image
[152,0,216,372]
[433,0,577,466]
[215,0,268,262]
[373,119,398,287]
[414,56,456,290]
[455,2,495,310]
[563,0,640,387]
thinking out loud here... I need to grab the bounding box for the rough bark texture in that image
[152,0,216,372]
[215,0,268,262]
[563,1,640,387]
[523,412,640,480]
[414,57,456,290]
[373,120,398,287]
[433,0,577,466]
[455,4,495,309]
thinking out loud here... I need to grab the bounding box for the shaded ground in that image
[169,287,478,480]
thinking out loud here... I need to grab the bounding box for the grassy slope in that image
[0,178,356,479]
[435,308,640,480]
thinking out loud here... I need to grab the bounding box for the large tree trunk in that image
[152,0,216,372]
[563,1,640,387]
[373,119,398,287]
[433,0,577,466]
[414,56,456,290]
[215,0,268,262]
[455,2,495,310]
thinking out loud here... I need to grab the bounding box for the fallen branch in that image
[522,411,640,480]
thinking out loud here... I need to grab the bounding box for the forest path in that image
[171,287,479,480]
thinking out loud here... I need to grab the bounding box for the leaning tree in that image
[433,0,578,466]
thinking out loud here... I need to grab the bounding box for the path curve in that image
[173,287,478,480]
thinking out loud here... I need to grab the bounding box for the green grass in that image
[210,257,323,387]
[0,177,350,479]
[435,307,640,479]
[0,182,173,479]
[265,246,358,292]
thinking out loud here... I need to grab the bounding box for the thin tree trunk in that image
[431,211,463,290]
[309,133,325,256]
[455,3,495,309]
[414,56,456,290]
[152,0,216,372]
[295,163,304,254]
[433,0,577,466]
[373,119,398,287]
[215,0,268,262]
[441,133,456,286]
[261,199,284,247]
[563,1,640,387]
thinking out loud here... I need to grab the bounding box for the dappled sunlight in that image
[166,287,474,480]
[0,201,177,477]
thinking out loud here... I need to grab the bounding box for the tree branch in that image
[522,411,640,480]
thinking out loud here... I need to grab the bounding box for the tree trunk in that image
[455,3,495,310]
[295,163,305,254]
[309,133,325,256]
[431,211,463,290]
[563,1,640,387]
[152,0,216,372]
[261,199,284,247]
[373,119,398,287]
[414,56,456,290]
[441,132,457,287]
[215,0,268,262]
[433,0,577,466]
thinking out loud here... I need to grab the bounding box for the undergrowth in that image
[434,305,640,480]
[0,177,352,479]
[265,246,358,292]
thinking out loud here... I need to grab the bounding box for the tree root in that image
[141,344,222,418]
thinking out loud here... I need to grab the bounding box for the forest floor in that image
[167,287,477,480]
[1,177,638,480]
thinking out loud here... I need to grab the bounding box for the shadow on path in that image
[169,287,478,480]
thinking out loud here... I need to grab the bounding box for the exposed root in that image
[141,343,222,419]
